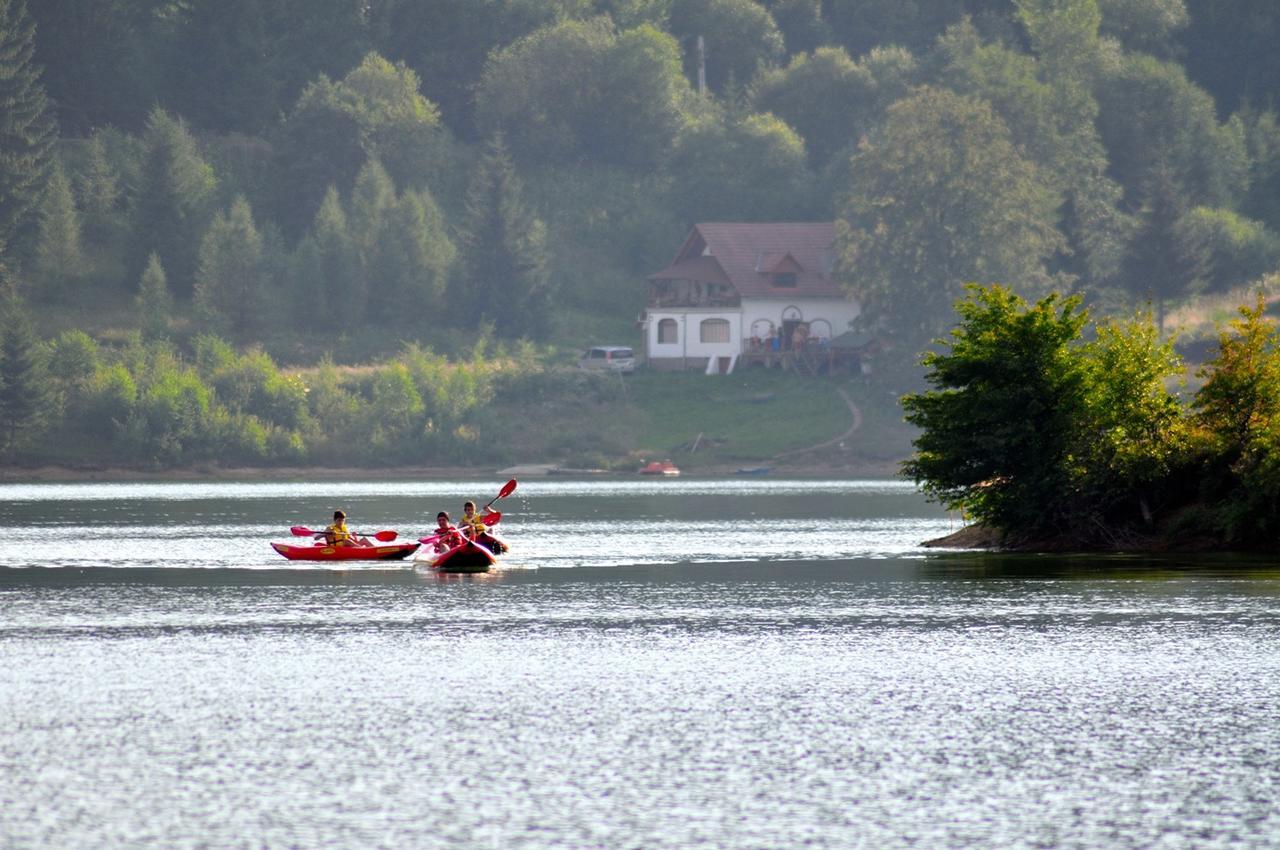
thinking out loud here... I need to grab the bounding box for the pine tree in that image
[0,285,51,456]
[32,162,83,299]
[453,135,553,340]
[130,108,217,296]
[1120,164,1209,333]
[75,132,121,248]
[194,196,265,335]
[0,0,57,261]
[135,253,172,341]
[297,186,360,328]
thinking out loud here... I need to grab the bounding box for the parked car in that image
[578,346,637,374]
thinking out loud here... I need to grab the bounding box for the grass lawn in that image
[623,369,861,466]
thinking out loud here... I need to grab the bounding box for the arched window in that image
[750,319,774,338]
[781,305,803,322]
[700,318,731,343]
[809,319,832,340]
[657,318,678,344]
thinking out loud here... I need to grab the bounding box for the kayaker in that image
[431,511,462,553]
[459,501,487,539]
[317,510,367,547]
[460,500,508,553]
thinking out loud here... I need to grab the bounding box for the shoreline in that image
[0,458,904,483]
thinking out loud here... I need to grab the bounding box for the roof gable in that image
[650,222,843,298]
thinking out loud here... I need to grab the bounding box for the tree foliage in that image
[667,110,812,224]
[668,0,785,93]
[836,87,1064,344]
[477,18,694,169]
[0,0,56,260]
[0,288,52,455]
[274,53,446,234]
[452,136,553,340]
[194,196,268,335]
[902,285,1092,537]
[129,108,216,295]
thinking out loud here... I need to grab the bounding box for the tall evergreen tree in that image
[32,162,83,298]
[135,253,172,341]
[294,186,361,328]
[194,196,266,335]
[1119,164,1209,332]
[130,108,217,296]
[452,135,553,340]
[366,188,455,323]
[0,0,57,261]
[0,285,51,456]
[74,131,122,248]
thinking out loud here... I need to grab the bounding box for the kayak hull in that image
[418,538,498,572]
[271,541,420,561]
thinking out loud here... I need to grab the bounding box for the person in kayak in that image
[317,510,368,547]
[458,501,487,539]
[460,501,508,553]
[431,511,463,553]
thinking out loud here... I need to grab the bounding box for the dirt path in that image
[771,386,862,461]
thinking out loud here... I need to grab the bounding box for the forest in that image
[1,0,1279,470]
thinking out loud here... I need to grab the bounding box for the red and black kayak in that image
[418,538,498,573]
[271,541,421,561]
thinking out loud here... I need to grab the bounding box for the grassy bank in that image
[483,367,915,473]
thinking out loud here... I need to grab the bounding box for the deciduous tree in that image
[836,87,1064,344]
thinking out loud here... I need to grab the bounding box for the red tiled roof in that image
[648,223,843,298]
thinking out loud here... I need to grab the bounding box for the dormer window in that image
[773,272,797,288]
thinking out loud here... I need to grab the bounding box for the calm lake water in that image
[1,479,1278,849]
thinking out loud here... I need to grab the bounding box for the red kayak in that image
[418,538,497,573]
[271,541,420,561]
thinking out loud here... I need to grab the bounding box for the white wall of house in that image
[645,309,740,364]
[644,298,860,368]
[739,297,860,341]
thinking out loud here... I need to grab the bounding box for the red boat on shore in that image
[271,541,420,561]
[639,459,680,476]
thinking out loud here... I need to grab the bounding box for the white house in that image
[642,222,860,373]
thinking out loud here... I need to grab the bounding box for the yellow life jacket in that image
[325,521,353,543]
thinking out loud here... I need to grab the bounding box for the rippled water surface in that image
[2,479,1279,849]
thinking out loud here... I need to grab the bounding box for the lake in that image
[2,479,1278,849]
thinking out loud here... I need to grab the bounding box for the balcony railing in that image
[647,293,741,309]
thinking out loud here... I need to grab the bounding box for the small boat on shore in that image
[271,541,420,561]
[639,460,680,476]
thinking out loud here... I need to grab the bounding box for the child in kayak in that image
[430,511,463,553]
[458,501,487,539]
[317,510,369,547]
[460,501,509,554]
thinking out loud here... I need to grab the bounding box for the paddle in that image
[419,514,499,546]
[483,478,518,511]
[290,526,397,542]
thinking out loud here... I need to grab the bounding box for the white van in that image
[578,346,637,374]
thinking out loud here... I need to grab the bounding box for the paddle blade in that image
[290,526,316,537]
[498,478,517,499]
[481,511,501,525]
[373,530,397,542]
